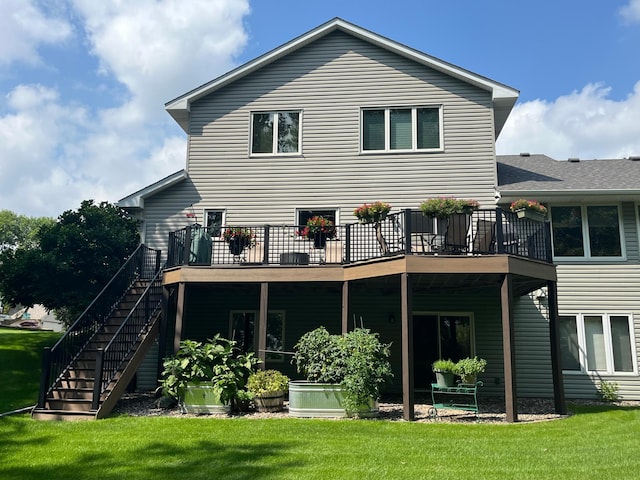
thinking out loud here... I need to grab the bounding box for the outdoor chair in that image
[472,219,496,254]
[443,213,472,253]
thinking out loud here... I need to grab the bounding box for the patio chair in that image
[472,219,496,254]
[408,211,437,253]
[324,240,344,264]
[443,213,472,253]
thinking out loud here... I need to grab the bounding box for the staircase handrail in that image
[92,265,164,409]
[37,244,162,408]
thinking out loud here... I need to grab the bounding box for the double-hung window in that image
[559,314,636,374]
[551,205,623,259]
[362,106,442,152]
[251,111,300,155]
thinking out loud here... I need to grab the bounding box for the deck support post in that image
[400,273,415,421]
[501,274,518,422]
[341,281,349,333]
[173,282,186,353]
[547,280,567,414]
[258,282,269,368]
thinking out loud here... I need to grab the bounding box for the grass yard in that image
[1,406,639,480]
[0,328,61,412]
[1,328,639,479]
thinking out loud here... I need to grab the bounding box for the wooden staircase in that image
[33,245,164,421]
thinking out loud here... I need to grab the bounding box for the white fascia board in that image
[498,189,640,203]
[165,18,519,134]
[118,170,187,209]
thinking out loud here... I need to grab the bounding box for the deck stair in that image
[32,245,163,421]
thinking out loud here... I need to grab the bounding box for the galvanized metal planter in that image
[288,381,378,418]
[182,383,230,414]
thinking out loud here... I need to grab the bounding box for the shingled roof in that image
[497,154,640,201]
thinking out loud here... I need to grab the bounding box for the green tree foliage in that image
[0,210,54,251]
[0,201,139,325]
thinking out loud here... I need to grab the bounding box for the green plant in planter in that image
[432,359,456,373]
[247,369,290,413]
[247,369,290,396]
[420,197,479,219]
[159,335,260,408]
[292,326,393,416]
[454,356,487,384]
[432,359,457,387]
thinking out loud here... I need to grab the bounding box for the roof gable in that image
[166,18,518,136]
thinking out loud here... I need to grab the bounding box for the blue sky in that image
[1,0,640,218]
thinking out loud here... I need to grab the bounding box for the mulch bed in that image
[111,392,635,423]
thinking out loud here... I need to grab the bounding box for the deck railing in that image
[166,208,552,268]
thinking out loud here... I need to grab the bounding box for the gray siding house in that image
[122,18,640,421]
[498,154,640,400]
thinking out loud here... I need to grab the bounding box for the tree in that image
[0,200,140,326]
[0,210,54,251]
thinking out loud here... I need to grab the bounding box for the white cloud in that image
[496,82,640,159]
[72,0,250,117]
[0,0,73,65]
[0,0,250,217]
[620,0,640,24]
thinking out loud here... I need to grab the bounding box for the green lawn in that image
[0,328,61,412]
[2,406,639,480]
[1,328,639,479]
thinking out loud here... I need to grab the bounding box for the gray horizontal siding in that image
[556,264,640,400]
[185,30,497,226]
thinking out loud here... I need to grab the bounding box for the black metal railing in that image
[37,244,162,409]
[165,208,552,269]
[92,265,164,409]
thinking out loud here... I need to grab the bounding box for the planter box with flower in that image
[223,227,255,255]
[246,369,290,412]
[296,216,337,248]
[158,335,260,414]
[509,199,547,222]
[353,201,392,254]
[419,197,480,219]
[289,326,393,418]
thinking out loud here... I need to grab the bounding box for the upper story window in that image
[251,111,300,155]
[361,106,442,152]
[550,205,623,259]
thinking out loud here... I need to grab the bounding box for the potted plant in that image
[353,201,392,254]
[222,227,255,255]
[296,216,337,248]
[420,197,479,219]
[246,369,290,412]
[432,359,457,387]
[454,356,487,385]
[509,199,547,221]
[290,326,393,418]
[158,335,260,414]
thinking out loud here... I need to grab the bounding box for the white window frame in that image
[203,209,226,239]
[360,106,443,153]
[560,313,637,375]
[550,204,626,261]
[295,208,340,227]
[249,110,302,156]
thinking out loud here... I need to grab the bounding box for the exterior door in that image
[413,314,439,389]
